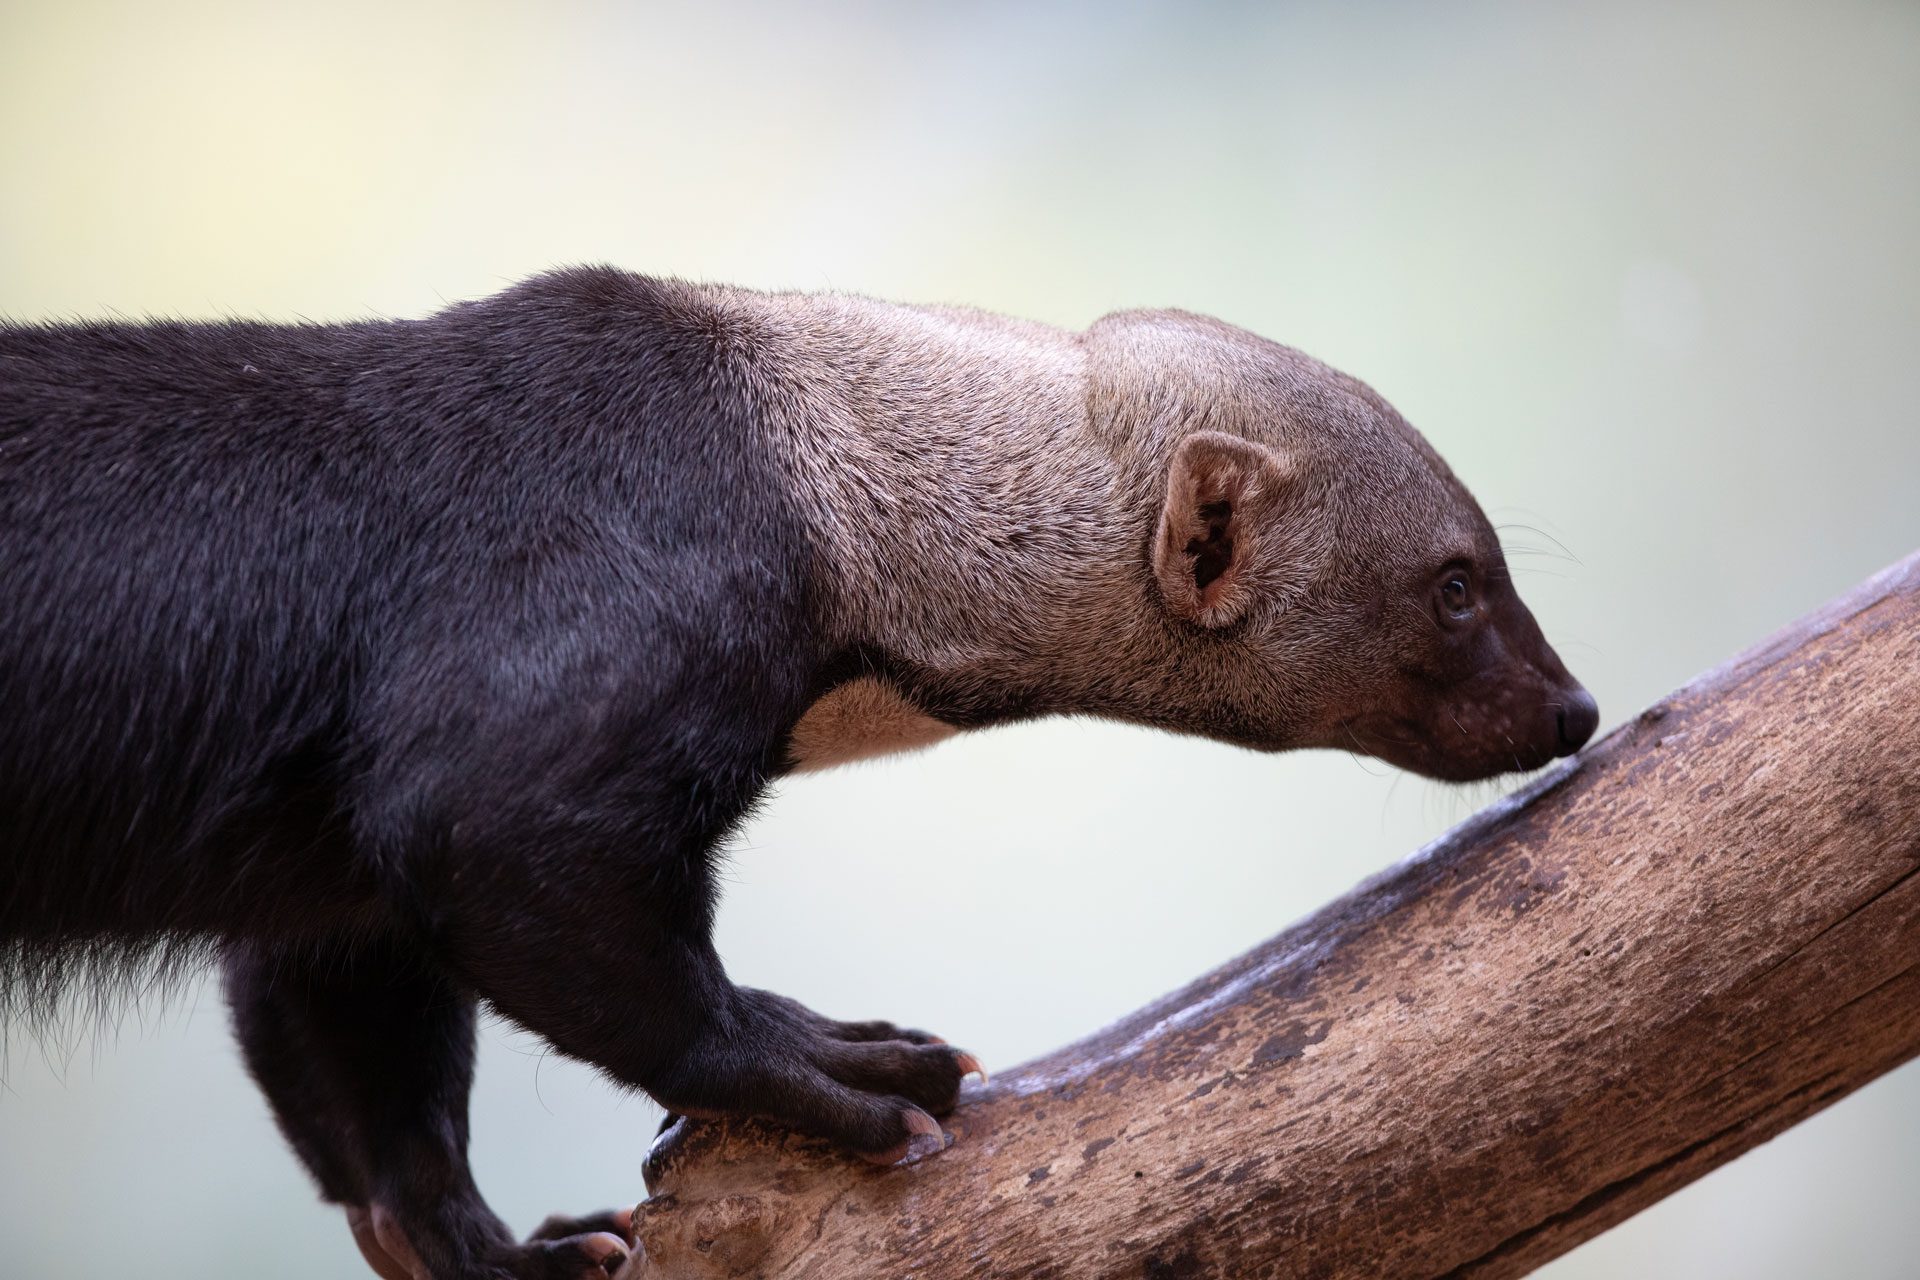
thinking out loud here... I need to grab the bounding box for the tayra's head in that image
[1090,310,1597,782]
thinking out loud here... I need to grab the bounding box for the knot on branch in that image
[635,1115,881,1277]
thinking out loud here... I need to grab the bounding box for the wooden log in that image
[626,551,1920,1279]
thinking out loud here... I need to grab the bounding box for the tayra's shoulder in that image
[445,266,754,325]
[462,264,695,311]
[436,266,798,363]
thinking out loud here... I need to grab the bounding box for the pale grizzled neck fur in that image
[706,287,1153,731]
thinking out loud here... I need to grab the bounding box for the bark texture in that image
[628,552,1920,1279]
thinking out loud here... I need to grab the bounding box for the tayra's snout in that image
[1554,687,1599,756]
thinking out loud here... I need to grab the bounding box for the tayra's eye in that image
[1438,571,1474,620]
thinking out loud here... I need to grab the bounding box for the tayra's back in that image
[0,317,398,929]
[0,268,817,953]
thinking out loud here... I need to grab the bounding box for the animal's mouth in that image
[1338,715,1450,775]
[1338,714,1421,759]
[1338,714,1556,782]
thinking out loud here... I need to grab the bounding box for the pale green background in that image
[3,2,1918,1276]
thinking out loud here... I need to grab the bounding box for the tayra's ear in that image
[1152,431,1302,628]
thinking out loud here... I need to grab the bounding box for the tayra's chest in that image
[785,677,958,772]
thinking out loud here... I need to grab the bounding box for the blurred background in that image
[2,0,1917,1275]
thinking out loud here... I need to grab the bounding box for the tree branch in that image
[628,551,1920,1279]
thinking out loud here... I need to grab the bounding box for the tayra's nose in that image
[1554,687,1600,756]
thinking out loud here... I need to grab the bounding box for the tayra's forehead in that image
[1264,395,1493,569]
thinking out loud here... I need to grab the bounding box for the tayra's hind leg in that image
[224,939,631,1279]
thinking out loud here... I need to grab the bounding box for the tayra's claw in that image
[901,1107,950,1161]
[954,1051,988,1084]
[581,1232,631,1275]
[858,1108,948,1165]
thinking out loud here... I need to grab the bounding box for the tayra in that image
[0,269,1597,1279]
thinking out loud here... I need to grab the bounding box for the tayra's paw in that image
[345,1204,634,1280]
[515,1207,634,1278]
[662,988,988,1165]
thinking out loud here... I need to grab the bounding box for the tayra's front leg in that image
[432,832,984,1163]
[661,987,986,1162]
[224,939,634,1279]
